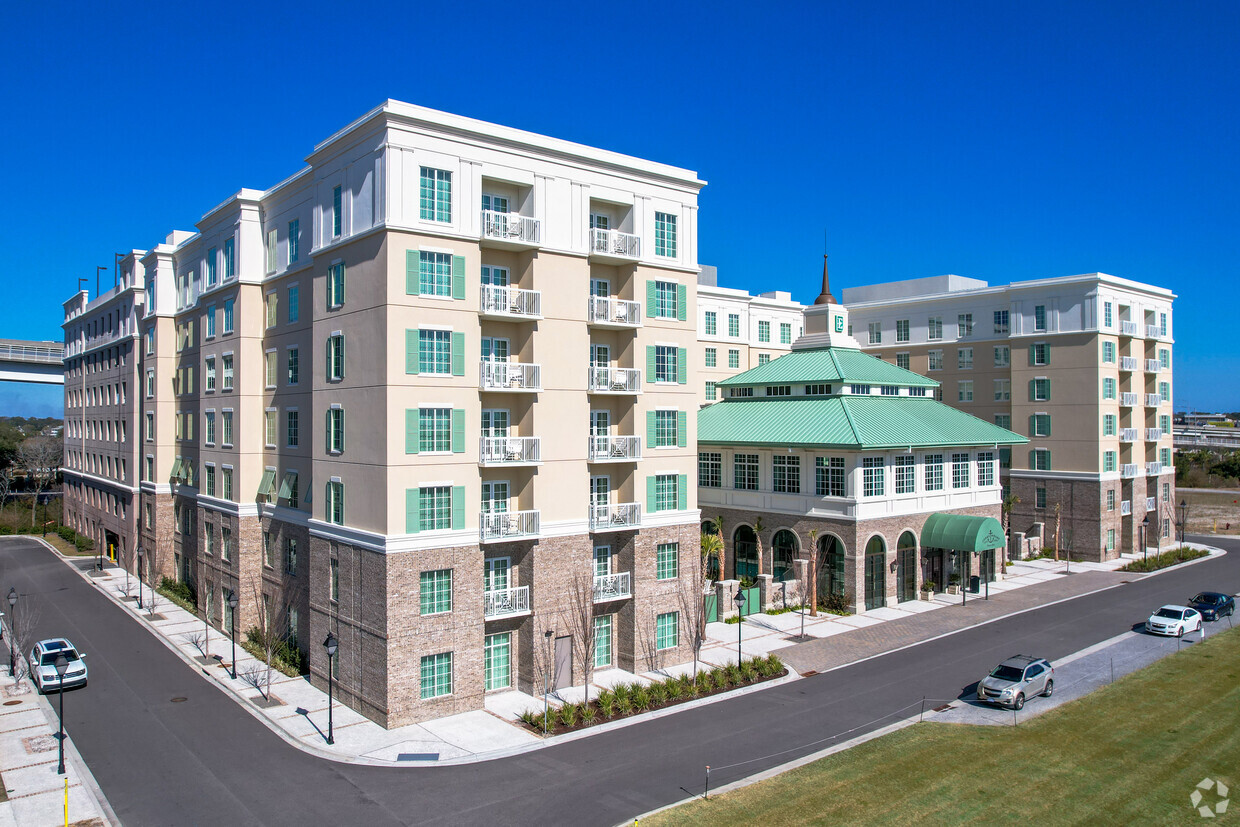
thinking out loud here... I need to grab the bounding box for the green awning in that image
[920,513,1006,552]
[169,458,184,479]
[277,472,297,500]
[257,469,277,498]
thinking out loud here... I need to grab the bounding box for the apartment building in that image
[843,273,1175,561]
[697,265,805,404]
[61,255,146,568]
[84,101,706,728]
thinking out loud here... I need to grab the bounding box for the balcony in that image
[1119,392,1139,407]
[1146,325,1163,339]
[587,435,642,463]
[478,436,541,466]
[1120,320,1140,336]
[1119,356,1139,371]
[479,510,540,543]
[589,228,640,263]
[1145,359,1160,373]
[1144,393,1162,408]
[484,586,530,619]
[593,571,632,603]
[480,210,540,248]
[480,361,541,392]
[587,366,642,394]
[1121,463,1140,479]
[1121,499,1132,515]
[1145,496,1157,511]
[587,296,643,329]
[589,502,641,533]
[480,285,541,320]
[1145,427,1163,442]
[1146,461,1163,476]
[1119,428,1139,443]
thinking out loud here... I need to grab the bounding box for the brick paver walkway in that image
[779,569,1129,674]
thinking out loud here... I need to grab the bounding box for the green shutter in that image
[325,411,331,453]
[451,409,465,453]
[406,250,419,295]
[678,474,688,511]
[646,475,657,512]
[646,346,656,380]
[406,408,419,454]
[647,411,656,446]
[1028,379,1035,401]
[1045,379,1050,401]
[451,255,465,300]
[677,348,687,384]
[338,264,346,304]
[1043,343,1051,364]
[406,488,419,533]
[677,410,687,447]
[1045,450,1051,470]
[1028,450,1035,469]
[406,329,419,374]
[1028,415,1035,436]
[451,485,465,530]
[676,284,687,321]
[1028,344,1035,366]
[646,280,656,318]
[451,332,465,376]
[340,336,346,378]
[1044,415,1051,437]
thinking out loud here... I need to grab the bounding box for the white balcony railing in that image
[589,502,641,532]
[480,210,541,245]
[1121,500,1132,515]
[587,366,642,394]
[1122,463,1140,479]
[1120,320,1139,336]
[1145,496,1157,511]
[593,571,632,603]
[479,436,541,465]
[589,228,640,259]
[1120,356,1139,371]
[587,296,643,327]
[1145,427,1163,442]
[1145,359,1160,373]
[1145,393,1162,407]
[1146,461,1163,476]
[480,285,541,319]
[484,586,530,619]
[1119,428,1139,443]
[479,510,540,543]
[1146,325,1163,339]
[587,435,642,462]
[480,360,542,392]
[1120,392,1139,407]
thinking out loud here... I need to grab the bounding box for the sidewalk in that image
[54,540,1221,768]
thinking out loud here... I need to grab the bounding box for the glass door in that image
[481,481,509,514]
[484,557,510,592]
[593,545,612,577]
[481,410,510,438]
[484,632,511,691]
[481,338,510,362]
[481,265,509,287]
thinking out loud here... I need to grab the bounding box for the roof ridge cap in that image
[838,395,861,442]
[828,349,844,379]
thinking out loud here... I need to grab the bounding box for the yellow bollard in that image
[63,777,68,826]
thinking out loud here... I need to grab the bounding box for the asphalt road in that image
[0,535,1235,827]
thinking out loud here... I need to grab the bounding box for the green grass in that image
[646,626,1240,826]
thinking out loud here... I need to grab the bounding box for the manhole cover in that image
[3,700,21,706]
[170,697,187,703]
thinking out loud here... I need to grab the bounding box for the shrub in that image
[613,682,631,704]
[649,682,668,706]
[56,526,74,542]
[819,592,853,616]
[518,709,540,726]
[632,685,652,712]
[740,660,758,682]
[74,535,94,551]
[614,692,632,716]
[581,704,598,725]
[558,703,578,728]
[242,625,308,677]
[157,577,197,611]
[597,691,616,719]
[724,664,742,686]
[1120,547,1208,573]
[665,678,684,701]
[765,653,784,676]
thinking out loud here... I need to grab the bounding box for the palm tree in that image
[715,515,726,578]
[807,529,819,617]
[700,533,724,585]
[752,517,765,580]
[1001,491,1020,535]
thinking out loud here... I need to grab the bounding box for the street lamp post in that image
[1140,515,1149,565]
[1179,499,1188,544]
[54,652,68,775]
[543,629,553,736]
[734,588,746,665]
[136,547,144,610]
[6,589,16,678]
[323,632,338,745]
[227,591,239,680]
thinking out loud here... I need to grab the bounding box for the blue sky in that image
[2,0,1238,415]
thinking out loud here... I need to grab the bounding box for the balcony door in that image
[590,344,610,367]
[482,481,509,514]
[589,213,610,231]
[590,278,610,298]
[482,337,510,362]
[484,557,510,592]
[481,265,508,287]
[594,545,612,577]
[590,410,610,437]
[591,476,611,512]
[481,409,510,438]
[482,193,509,214]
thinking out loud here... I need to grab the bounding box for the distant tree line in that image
[1177,449,1240,488]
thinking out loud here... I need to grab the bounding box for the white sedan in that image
[1145,605,1203,637]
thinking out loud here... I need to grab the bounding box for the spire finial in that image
[813,254,836,305]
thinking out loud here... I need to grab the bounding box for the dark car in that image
[1187,592,1235,622]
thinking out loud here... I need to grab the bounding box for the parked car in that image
[977,655,1054,710]
[29,639,87,693]
[1145,605,1202,637]
[1186,592,1236,622]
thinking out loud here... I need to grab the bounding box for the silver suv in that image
[976,655,1053,710]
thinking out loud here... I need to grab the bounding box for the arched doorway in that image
[817,534,846,602]
[864,536,887,611]
[896,531,917,602]
[733,525,757,580]
[772,530,798,582]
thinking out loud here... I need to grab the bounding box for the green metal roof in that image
[717,348,938,388]
[697,395,1027,449]
[920,513,1006,551]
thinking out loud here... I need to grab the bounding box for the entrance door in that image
[106,532,119,563]
[864,537,886,611]
[484,632,511,691]
[553,635,572,691]
[896,531,916,603]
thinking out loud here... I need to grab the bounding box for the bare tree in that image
[564,569,598,708]
[9,597,42,687]
[806,529,820,617]
[247,576,298,700]
[752,517,765,579]
[0,469,13,517]
[678,534,712,682]
[15,438,61,529]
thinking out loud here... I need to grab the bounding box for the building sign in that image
[834,315,844,333]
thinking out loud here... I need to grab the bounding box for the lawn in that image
[646,627,1240,825]
[1180,489,1240,536]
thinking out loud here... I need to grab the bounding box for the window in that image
[223,299,234,333]
[924,454,943,491]
[286,410,299,447]
[221,411,234,445]
[730,387,754,398]
[654,345,678,383]
[1103,414,1116,436]
[1159,414,1171,434]
[205,523,215,556]
[327,480,344,524]
[1032,378,1050,401]
[419,330,452,374]
[999,447,1012,468]
[728,349,740,369]
[327,558,339,603]
[652,280,680,319]
[734,454,759,490]
[222,237,235,279]
[1031,342,1049,366]
[958,314,974,337]
[331,185,343,237]
[1032,413,1051,437]
[288,219,300,263]
[222,355,234,390]
[654,409,679,447]
[327,334,345,380]
[896,353,910,369]
[773,455,801,494]
[728,314,740,337]
[894,455,915,494]
[704,347,717,368]
[287,347,299,385]
[656,543,679,580]
[420,569,452,615]
[222,467,233,500]
[758,320,771,343]
[994,379,1011,401]
[221,527,233,562]
[994,345,1010,367]
[1034,304,1047,331]
[265,351,277,388]
[265,292,278,328]
[419,486,452,531]
[1105,490,1116,511]
[1036,487,1047,509]
[264,410,277,447]
[850,384,870,395]
[862,457,884,497]
[758,354,771,365]
[896,319,910,342]
[653,474,680,512]
[204,465,215,496]
[654,212,677,258]
[594,616,612,669]
[1107,528,1116,550]
[867,322,880,344]
[780,323,792,344]
[766,385,792,396]
[419,251,453,296]
[1160,447,1172,466]
[705,381,716,400]
[419,167,452,222]
[656,612,678,650]
[485,632,511,691]
[816,457,845,497]
[206,248,218,286]
[206,305,216,338]
[327,408,345,453]
[1160,312,1167,337]
[703,311,717,335]
[958,348,973,369]
[1032,449,1051,471]
[1103,301,1112,328]
[1102,341,1115,363]
[1159,381,1170,402]
[1104,451,1117,473]
[1159,348,1170,369]
[1101,376,1117,399]
[952,453,970,489]
[977,452,995,486]
[991,309,1008,334]
[327,262,346,308]
[927,350,943,371]
[420,652,453,699]
[928,316,943,340]
[417,407,452,452]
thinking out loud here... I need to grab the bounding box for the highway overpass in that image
[0,339,64,385]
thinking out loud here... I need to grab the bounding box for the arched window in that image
[733,525,758,580]
[772,529,799,581]
[818,534,846,599]
[864,535,887,611]
[896,531,917,602]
